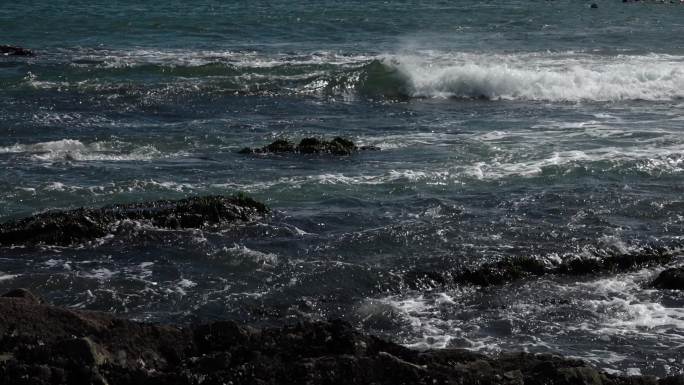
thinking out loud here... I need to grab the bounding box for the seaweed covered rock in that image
[651,267,684,290]
[239,137,379,155]
[0,290,679,385]
[0,195,268,246]
[0,45,34,57]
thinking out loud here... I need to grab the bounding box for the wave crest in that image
[363,53,684,101]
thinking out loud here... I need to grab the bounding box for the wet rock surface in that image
[0,290,681,385]
[0,195,268,246]
[651,267,684,290]
[239,137,380,155]
[405,246,679,289]
[0,45,34,57]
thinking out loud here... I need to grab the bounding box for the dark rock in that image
[455,256,548,287]
[558,247,674,275]
[54,337,108,366]
[651,267,684,290]
[660,375,684,385]
[404,247,677,289]
[322,137,355,155]
[239,137,376,156]
[0,289,678,385]
[360,145,381,151]
[0,45,34,57]
[590,3,599,8]
[194,321,253,353]
[240,139,296,154]
[0,195,268,246]
[1,288,44,304]
[557,366,604,385]
[296,137,327,154]
[266,139,296,153]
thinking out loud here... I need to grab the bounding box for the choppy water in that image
[1,0,683,377]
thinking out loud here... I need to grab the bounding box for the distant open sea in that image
[1,0,683,376]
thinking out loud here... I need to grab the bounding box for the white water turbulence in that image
[0,139,163,162]
[3,0,684,379]
[368,265,684,376]
[385,52,684,101]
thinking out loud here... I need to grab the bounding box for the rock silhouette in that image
[239,137,380,155]
[0,195,268,246]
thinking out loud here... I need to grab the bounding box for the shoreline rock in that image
[406,246,678,289]
[239,137,380,156]
[0,289,681,385]
[0,195,268,246]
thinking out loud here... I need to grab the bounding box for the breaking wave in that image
[380,52,684,101]
[14,49,684,102]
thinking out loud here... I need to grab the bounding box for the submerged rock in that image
[0,195,268,246]
[0,289,679,385]
[239,137,380,155]
[0,45,34,57]
[651,267,684,290]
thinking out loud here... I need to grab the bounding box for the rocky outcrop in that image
[0,45,34,57]
[0,195,268,246]
[239,137,380,155]
[651,267,684,290]
[0,289,681,385]
[405,246,677,289]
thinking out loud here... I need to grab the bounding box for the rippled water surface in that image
[1,0,683,377]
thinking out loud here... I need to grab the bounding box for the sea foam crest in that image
[383,52,684,101]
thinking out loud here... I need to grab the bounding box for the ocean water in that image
[1,0,684,377]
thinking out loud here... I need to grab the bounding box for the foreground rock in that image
[651,267,684,290]
[0,290,681,385]
[406,246,678,289]
[0,45,34,57]
[239,137,379,155]
[0,195,268,246]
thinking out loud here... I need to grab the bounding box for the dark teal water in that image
[1,0,683,376]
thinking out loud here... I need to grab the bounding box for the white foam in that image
[45,182,67,191]
[385,52,684,101]
[43,259,62,268]
[0,272,19,282]
[0,139,163,162]
[574,269,684,337]
[462,143,684,180]
[371,291,486,351]
[222,244,279,266]
[0,139,95,154]
[70,48,372,69]
[80,268,116,280]
[359,132,458,149]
